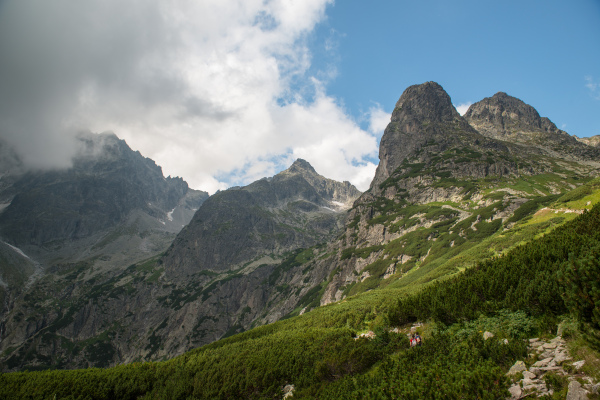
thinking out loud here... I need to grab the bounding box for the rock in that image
[533,357,554,367]
[283,384,295,399]
[540,366,561,372]
[572,360,586,370]
[529,367,542,377]
[566,380,588,400]
[522,378,536,387]
[483,331,494,340]
[508,384,522,399]
[554,352,571,365]
[543,342,558,349]
[523,371,536,380]
[507,360,527,375]
[529,338,540,343]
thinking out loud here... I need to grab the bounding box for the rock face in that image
[0,132,209,370]
[0,132,207,247]
[162,159,360,281]
[464,92,599,160]
[371,82,506,191]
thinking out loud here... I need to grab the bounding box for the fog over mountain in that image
[0,0,384,193]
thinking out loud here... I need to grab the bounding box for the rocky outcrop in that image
[465,93,600,161]
[576,135,600,148]
[162,159,359,281]
[506,336,599,399]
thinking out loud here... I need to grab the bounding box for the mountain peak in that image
[464,92,558,138]
[391,81,460,123]
[287,158,317,175]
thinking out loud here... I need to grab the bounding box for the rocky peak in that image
[391,81,460,124]
[285,158,318,176]
[371,81,486,191]
[463,92,558,139]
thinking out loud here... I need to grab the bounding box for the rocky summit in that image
[162,158,359,282]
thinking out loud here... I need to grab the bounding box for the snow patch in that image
[167,207,176,222]
[2,241,33,262]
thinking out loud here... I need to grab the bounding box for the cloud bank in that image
[0,0,384,193]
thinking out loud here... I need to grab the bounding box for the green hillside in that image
[2,180,600,399]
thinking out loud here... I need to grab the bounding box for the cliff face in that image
[0,132,207,247]
[162,159,360,282]
[464,92,600,160]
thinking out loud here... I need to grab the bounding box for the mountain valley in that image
[1,81,600,399]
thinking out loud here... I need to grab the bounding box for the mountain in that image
[0,132,208,369]
[2,81,600,375]
[0,156,359,370]
[312,82,600,305]
[464,91,599,160]
[163,158,359,281]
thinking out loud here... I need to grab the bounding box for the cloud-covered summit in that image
[0,0,386,193]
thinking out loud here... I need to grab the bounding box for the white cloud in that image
[454,102,472,116]
[585,76,600,100]
[0,0,382,194]
[367,105,391,137]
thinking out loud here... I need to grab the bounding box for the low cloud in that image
[0,0,381,193]
[454,102,473,116]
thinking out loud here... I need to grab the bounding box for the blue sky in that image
[309,0,600,139]
[1,0,599,193]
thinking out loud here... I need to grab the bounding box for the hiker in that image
[410,334,416,347]
[415,333,422,347]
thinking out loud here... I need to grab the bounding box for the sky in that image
[0,0,599,194]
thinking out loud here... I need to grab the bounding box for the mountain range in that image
[1,81,599,373]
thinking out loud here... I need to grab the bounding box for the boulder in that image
[566,380,588,400]
[508,384,522,399]
[523,371,536,380]
[483,331,494,340]
[507,360,527,375]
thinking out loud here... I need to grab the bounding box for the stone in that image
[537,345,545,352]
[283,384,295,399]
[529,337,540,343]
[507,360,527,375]
[554,352,572,365]
[566,380,588,400]
[522,378,536,386]
[522,371,536,380]
[483,331,494,340]
[572,360,586,370]
[540,366,561,372]
[543,342,558,349]
[529,367,543,377]
[509,384,522,399]
[533,357,555,367]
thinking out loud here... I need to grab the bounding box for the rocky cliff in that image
[162,158,359,281]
